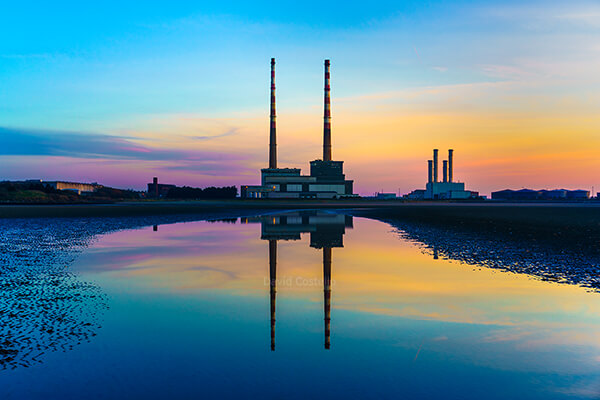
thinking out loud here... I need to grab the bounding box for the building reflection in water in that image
[241,211,353,351]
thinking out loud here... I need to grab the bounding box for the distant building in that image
[491,189,590,201]
[375,192,397,200]
[44,181,101,194]
[492,189,536,200]
[426,182,470,199]
[405,189,426,200]
[566,190,591,199]
[147,177,176,198]
[406,149,474,200]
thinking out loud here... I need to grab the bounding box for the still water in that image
[1,211,600,399]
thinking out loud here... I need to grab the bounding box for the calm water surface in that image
[2,211,600,399]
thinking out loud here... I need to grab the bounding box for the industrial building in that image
[147,177,176,198]
[241,59,355,199]
[407,149,475,200]
[492,189,590,201]
[42,180,100,194]
[375,192,397,200]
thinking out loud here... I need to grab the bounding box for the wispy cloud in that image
[477,2,600,28]
[194,128,239,141]
[478,64,534,80]
[0,127,245,162]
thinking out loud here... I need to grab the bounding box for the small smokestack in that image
[153,177,158,197]
[443,160,448,183]
[433,149,439,183]
[269,58,277,169]
[323,59,332,161]
[448,149,454,182]
[428,160,433,183]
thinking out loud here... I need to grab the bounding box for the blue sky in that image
[1,0,599,193]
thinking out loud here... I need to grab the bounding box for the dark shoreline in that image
[1,200,600,227]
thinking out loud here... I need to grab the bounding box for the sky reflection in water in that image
[2,212,600,399]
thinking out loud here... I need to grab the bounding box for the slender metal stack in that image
[433,149,439,183]
[427,149,454,184]
[448,149,454,182]
[323,59,332,162]
[428,160,433,184]
[443,160,448,183]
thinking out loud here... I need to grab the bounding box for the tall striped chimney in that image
[269,58,277,169]
[448,149,454,183]
[323,59,332,161]
[433,149,439,183]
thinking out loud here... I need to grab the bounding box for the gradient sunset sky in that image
[2,0,599,195]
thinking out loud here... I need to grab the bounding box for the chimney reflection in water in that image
[323,247,332,350]
[269,240,277,351]
[249,211,351,351]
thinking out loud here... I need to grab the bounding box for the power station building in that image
[408,149,475,200]
[491,189,590,201]
[241,59,355,199]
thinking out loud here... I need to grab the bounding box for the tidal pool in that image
[1,211,600,399]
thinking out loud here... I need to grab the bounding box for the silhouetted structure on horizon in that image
[406,149,477,200]
[241,59,355,199]
[491,188,590,201]
[147,177,176,198]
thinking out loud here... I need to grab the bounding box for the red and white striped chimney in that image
[323,59,332,161]
[269,58,277,169]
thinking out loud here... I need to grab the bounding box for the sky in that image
[1,0,599,196]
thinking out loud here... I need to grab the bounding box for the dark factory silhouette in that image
[241,211,353,350]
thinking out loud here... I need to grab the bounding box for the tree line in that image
[165,186,237,199]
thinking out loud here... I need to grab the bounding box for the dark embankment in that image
[0,201,259,218]
[0,199,367,218]
[2,200,600,223]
